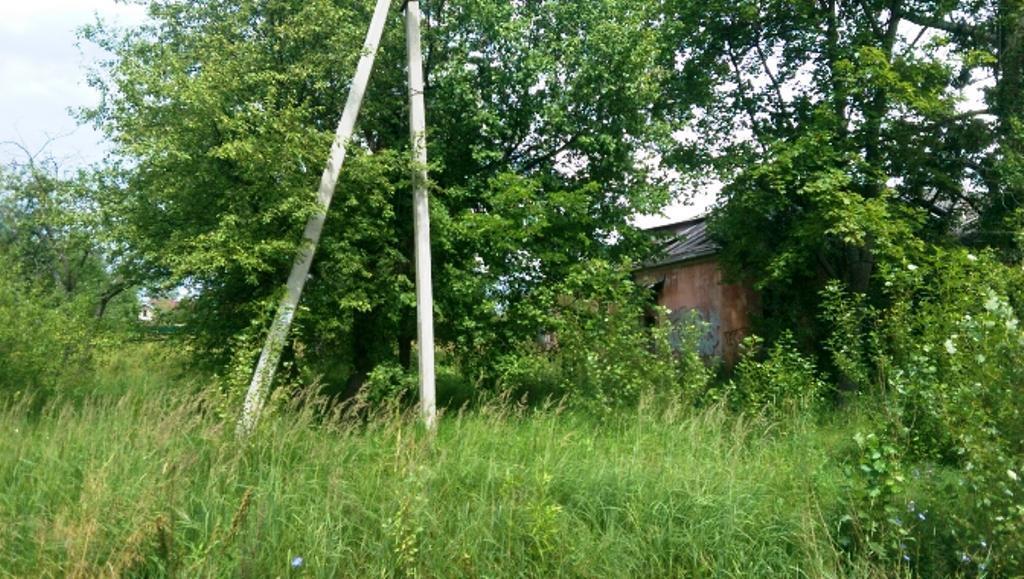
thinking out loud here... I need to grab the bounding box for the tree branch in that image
[94,278,130,319]
[901,11,994,44]
[753,37,789,121]
[857,0,885,40]
[884,0,903,51]
[724,42,769,149]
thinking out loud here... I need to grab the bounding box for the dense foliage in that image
[491,260,710,410]
[82,0,676,393]
[819,248,1024,574]
[660,0,1024,349]
[77,0,1024,396]
[0,159,135,321]
[0,158,136,399]
[0,254,95,399]
[3,0,1024,575]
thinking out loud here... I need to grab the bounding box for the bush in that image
[716,333,829,414]
[360,362,418,408]
[822,247,1024,574]
[0,259,97,401]
[494,260,712,410]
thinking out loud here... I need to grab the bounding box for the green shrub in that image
[493,260,712,410]
[495,348,566,404]
[0,259,97,401]
[822,247,1024,574]
[889,286,1024,574]
[717,333,829,414]
[360,362,418,407]
[836,430,912,568]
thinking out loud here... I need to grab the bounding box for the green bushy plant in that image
[823,247,1024,574]
[495,350,566,404]
[820,282,883,392]
[717,333,829,414]
[0,257,97,401]
[888,286,1024,574]
[360,362,418,408]
[836,431,913,568]
[494,260,712,410]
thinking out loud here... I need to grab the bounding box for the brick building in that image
[635,217,759,366]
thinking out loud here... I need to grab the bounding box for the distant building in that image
[138,298,180,323]
[635,217,759,366]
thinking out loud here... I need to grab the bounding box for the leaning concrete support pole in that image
[405,0,437,431]
[238,0,393,437]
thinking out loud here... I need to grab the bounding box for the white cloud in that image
[0,2,146,166]
[0,1,145,35]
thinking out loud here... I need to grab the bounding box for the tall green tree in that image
[658,0,1023,357]
[83,0,675,392]
[0,149,135,320]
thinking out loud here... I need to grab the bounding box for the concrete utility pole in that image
[405,0,437,431]
[238,0,393,437]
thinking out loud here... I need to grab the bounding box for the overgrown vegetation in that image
[4,0,1024,575]
[491,260,711,409]
[0,255,96,400]
[820,247,1024,575]
[0,349,876,577]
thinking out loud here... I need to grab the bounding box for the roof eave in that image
[636,248,720,271]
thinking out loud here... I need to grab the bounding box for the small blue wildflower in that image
[961,553,972,564]
[917,512,927,521]
[291,556,304,569]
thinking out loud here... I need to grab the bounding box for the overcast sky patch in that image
[0,1,145,168]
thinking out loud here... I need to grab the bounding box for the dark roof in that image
[641,216,719,269]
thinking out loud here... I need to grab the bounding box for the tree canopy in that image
[83,0,677,390]
[80,0,1024,388]
[651,0,1024,350]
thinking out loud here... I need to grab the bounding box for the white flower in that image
[1009,469,1019,482]
[907,263,918,271]
[944,339,957,355]
[967,253,978,261]
[985,294,1001,312]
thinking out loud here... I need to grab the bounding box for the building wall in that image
[636,257,758,365]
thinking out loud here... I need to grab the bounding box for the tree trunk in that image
[998,0,1024,131]
[94,282,128,319]
[340,311,379,401]
[399,328,414,371]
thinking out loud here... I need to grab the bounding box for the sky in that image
[0,1,705,226]
[0,1,145,168]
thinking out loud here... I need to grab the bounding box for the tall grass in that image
[1,353,881,577]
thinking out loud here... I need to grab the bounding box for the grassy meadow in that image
[0,346,896,578]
